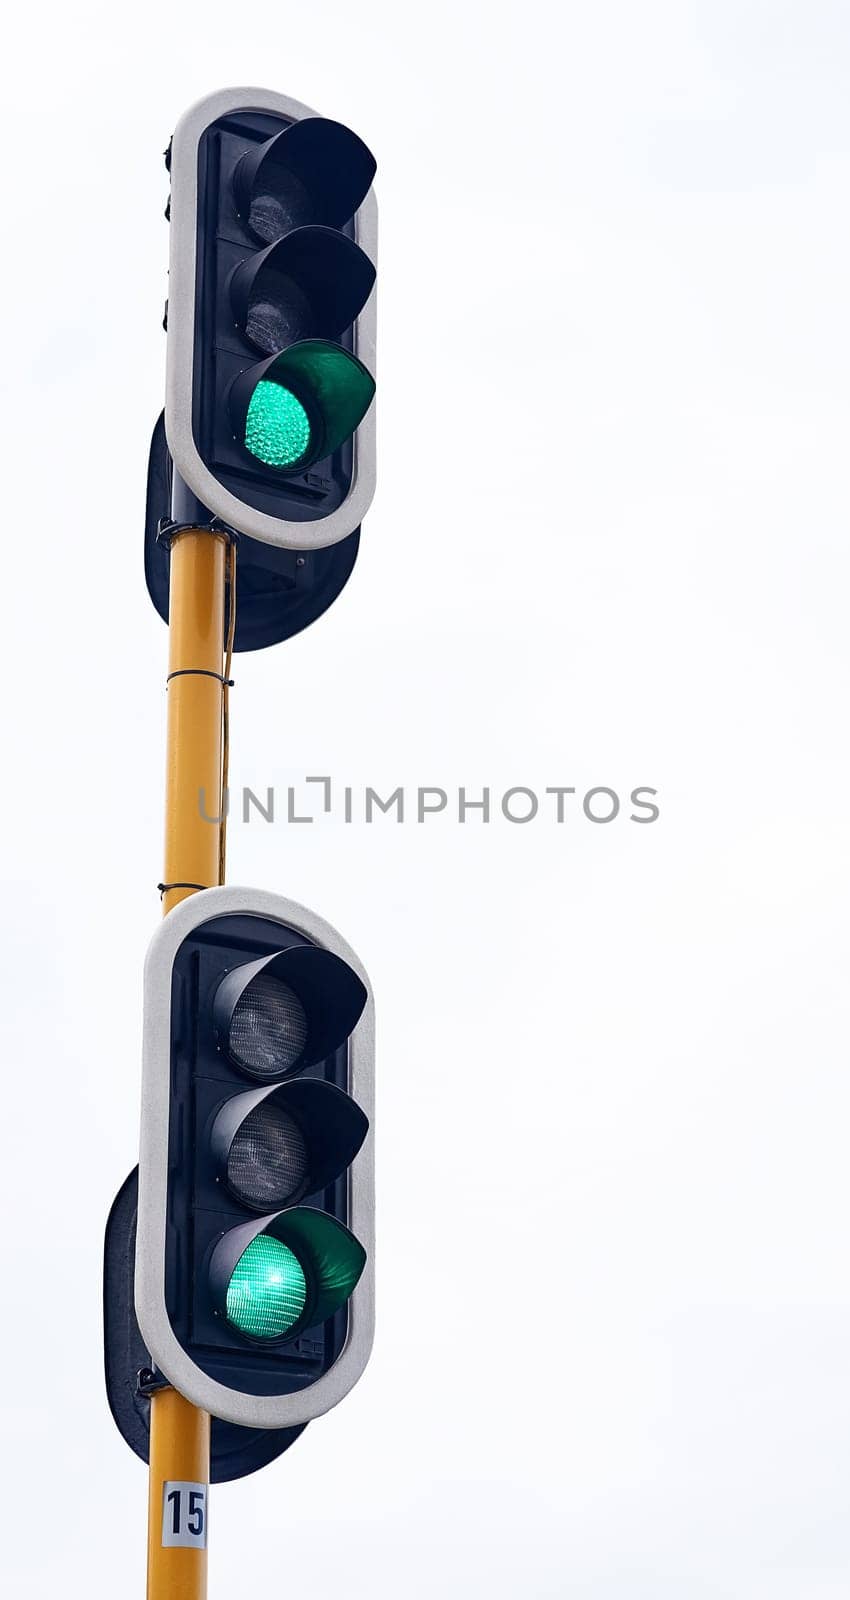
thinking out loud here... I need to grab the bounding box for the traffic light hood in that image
[209,1209,367,1342]
[230,226,376,355]
[233,116,376,240]
[214,942,368,1077]
[211,1078,369,1211]
[229,340,375,476]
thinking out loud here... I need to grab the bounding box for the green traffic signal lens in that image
[244,381,312,469]
[231,341,374,477]
[225,1234,308,1339]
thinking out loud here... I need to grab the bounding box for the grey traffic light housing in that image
[165,87,377,552]
[134,885,375,1429]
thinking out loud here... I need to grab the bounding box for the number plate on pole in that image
[161,1481,208,1548]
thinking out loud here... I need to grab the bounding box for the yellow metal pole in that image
[161,529,228,915]
[147,528,228,1600]
[147,1391,211,1600]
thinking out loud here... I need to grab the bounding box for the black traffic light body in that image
[165,87,377,554]
[134,887,375,1430]
[146,87,377,650]
[163,917,364,1396]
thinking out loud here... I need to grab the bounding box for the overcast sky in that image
[2,2,850,1595]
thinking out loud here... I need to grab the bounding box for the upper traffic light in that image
[164,88,377,553]
[134,886,375,1428]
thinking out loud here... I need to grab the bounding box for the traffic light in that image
[134,886,375,1429]
[164,87,377,556]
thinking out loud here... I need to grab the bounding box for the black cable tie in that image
[157,881,210,896]
[166,669,235,687]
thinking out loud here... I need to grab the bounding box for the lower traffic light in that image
[134,885,375,1429]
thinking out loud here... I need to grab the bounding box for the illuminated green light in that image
[244,381,311,468]
[225,1234,308,1340]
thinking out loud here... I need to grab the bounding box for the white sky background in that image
[1,1,850,1593]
